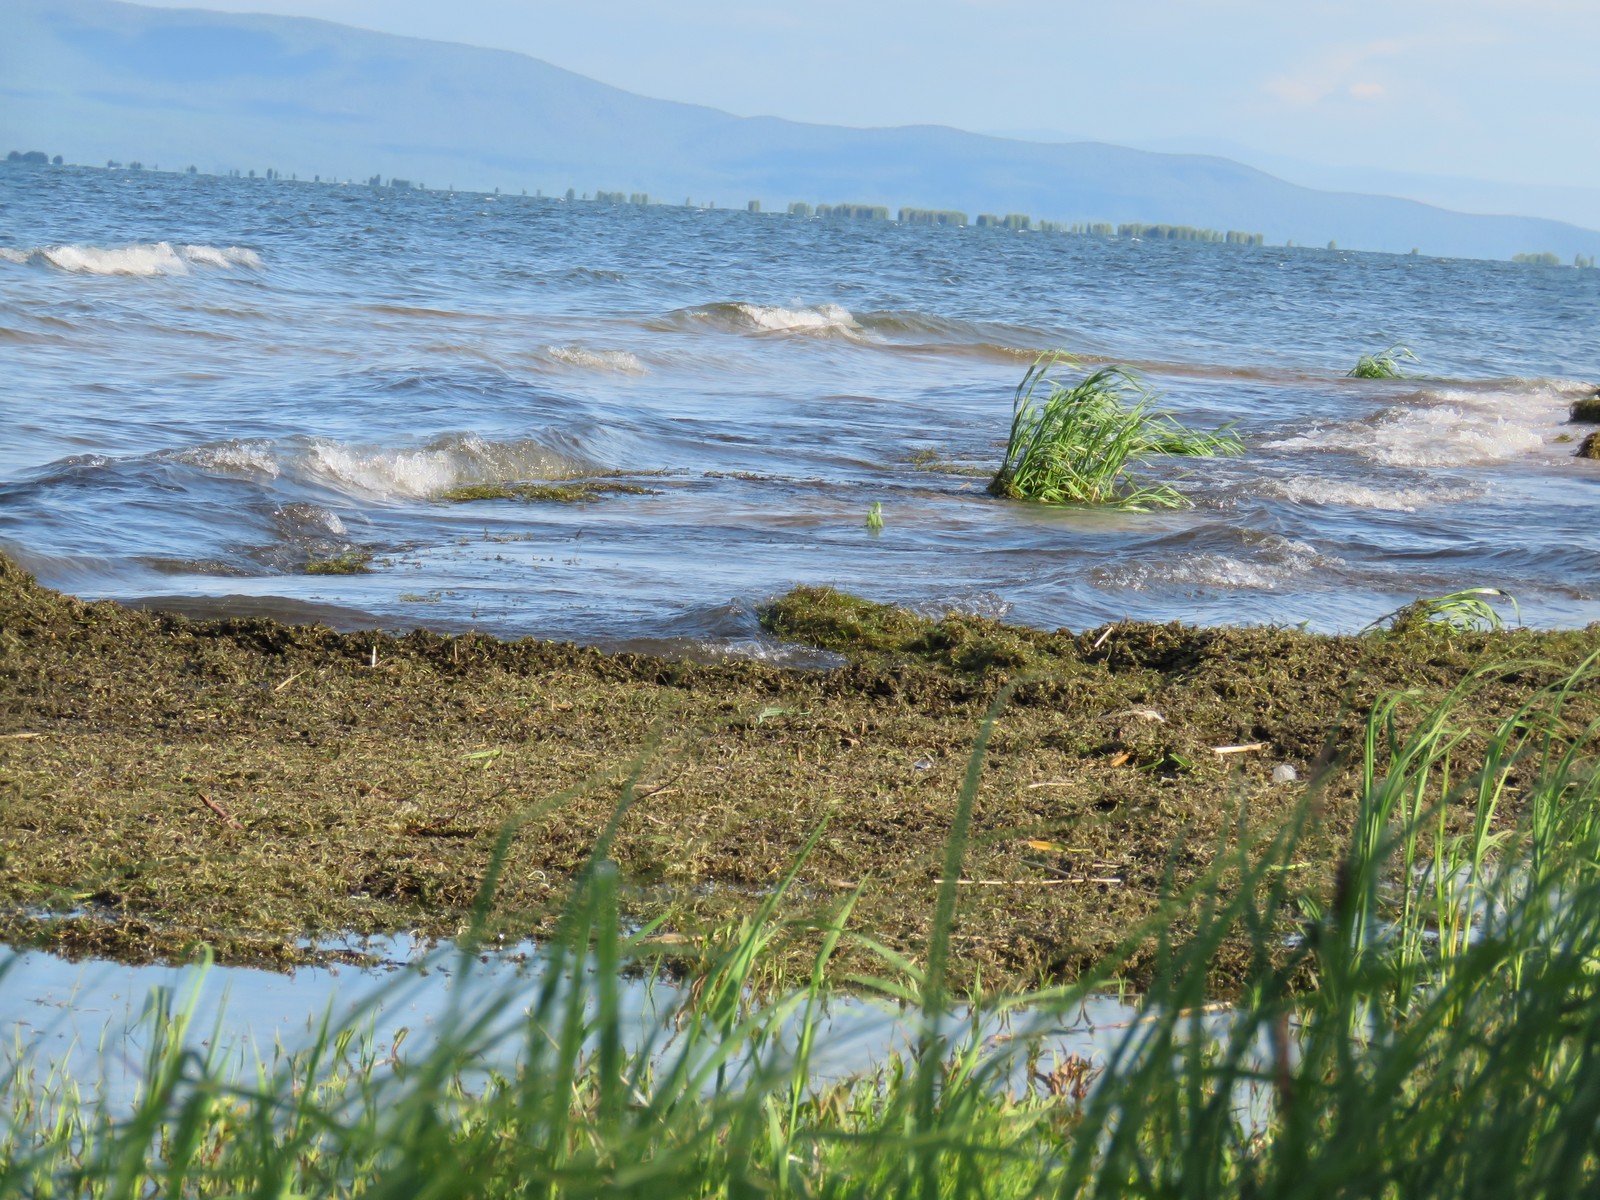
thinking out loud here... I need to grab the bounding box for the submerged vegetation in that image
[5,629,1600,1195]
[1347,344,1419,379]
[439,480,657,504]
[303,549,374,575]
[988,354,1243,508]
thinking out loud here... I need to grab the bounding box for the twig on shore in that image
[1212,742,1269,755]
[198,793,243,829]
[936,877,1123,887]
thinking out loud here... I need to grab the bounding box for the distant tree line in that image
[1119,223,1264,246]
[6,150,62,165]
[1511,251,1593,268]
[815,203,890,220]
[899,207,967,226]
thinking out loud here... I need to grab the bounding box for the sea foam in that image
[1256,477,1477,512]
[1264,388,1559,468]
[300,433,594,500]
[2,242,263,276]
[545,345,646,373]
[1094,535,1340,593]
[678,301,863,339]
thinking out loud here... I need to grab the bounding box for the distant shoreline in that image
[7,159,1597,270]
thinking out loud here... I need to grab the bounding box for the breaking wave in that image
[669,301,864,339]
[1,242,263,276]
[658,301,1054,359]
[1256,477,1479,512]
[63,433,604,502]
[1093,534,1342,593]
[545,345,646,373]
[1263,385,1571,468]
[299,433,601,500]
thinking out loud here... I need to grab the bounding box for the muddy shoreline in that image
[2,552,1596,993]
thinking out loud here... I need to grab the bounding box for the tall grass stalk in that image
[4,656,1600,1196]
[989,354,1242,509]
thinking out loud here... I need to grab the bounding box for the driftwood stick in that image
[198,793,243,829]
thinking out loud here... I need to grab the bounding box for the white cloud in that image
[1263,39,1406,107]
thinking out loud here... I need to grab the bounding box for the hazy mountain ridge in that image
[5,0,1600,261]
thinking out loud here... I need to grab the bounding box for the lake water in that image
[2,164,1598,655]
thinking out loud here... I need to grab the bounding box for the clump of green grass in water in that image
[865,501,883,532]
[9,657,1600,1196]
[988,353,1242,509]
[1347,344,1419,379]
[303,549,373,575]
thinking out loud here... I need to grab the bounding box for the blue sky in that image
[135,1,1600,224]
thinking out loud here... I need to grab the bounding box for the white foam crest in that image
[300,434,588,500]
[179,244,262,269]
[32,241,262,276]
[1266,404,1545,468]
[546,345,646,373]
[1096,535,1339,593]
[0,248,29,264]
[738,302,859,336]
[1257,477,1475,512]
[168,440,282,479]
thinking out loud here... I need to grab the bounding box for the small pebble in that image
[1271,764,1299,783]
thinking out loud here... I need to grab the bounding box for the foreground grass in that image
[4,650,1600,1196]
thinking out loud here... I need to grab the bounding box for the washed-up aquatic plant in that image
[988,353,1243,509]
[1347,344,1419,379]
[1367,586,1520,634]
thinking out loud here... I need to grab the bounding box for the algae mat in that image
[2,552,1596,993]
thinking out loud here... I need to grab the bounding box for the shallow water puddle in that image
[1,938,1146,1100]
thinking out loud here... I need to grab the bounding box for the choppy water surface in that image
[3,166,1597,651]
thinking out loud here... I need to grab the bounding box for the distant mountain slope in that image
[5,0,1599,261]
